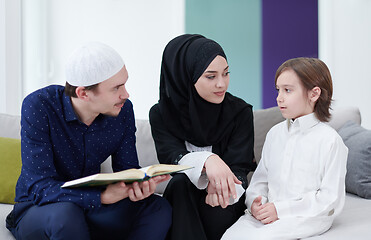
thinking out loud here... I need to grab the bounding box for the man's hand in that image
[101,174,170,204]
[128,175,169,201]
[204,155,241,208]
[251,196,278,224]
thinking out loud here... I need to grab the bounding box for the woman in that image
[149,34,256,240]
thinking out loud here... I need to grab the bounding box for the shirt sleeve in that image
[178,151,213,189]
[178,150,245,205]
[274,136,348,218]
[17,95,101,209]
[245,134,270,211]
[219,107,256,189]
[150,104,254,205]
[149,104,189,165]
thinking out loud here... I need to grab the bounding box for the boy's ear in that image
[75,86,89,100]
[310,86,321,103]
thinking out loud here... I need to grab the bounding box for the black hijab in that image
[158,34,249,147]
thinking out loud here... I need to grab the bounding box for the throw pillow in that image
[0,137,22,204]
[338,121,371,199]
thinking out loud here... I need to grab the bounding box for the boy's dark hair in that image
[274,57,333,122]
[64,82,99,98]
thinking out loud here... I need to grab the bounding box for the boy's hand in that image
[251,196,278,224]
[251,196,263,218]
[258,203,278,224]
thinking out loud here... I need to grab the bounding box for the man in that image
[6,42,171,239]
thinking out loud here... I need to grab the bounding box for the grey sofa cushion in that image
[253,107,284,164]
[338,121,371,199]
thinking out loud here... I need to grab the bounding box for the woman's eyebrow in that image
[204,66,229,74]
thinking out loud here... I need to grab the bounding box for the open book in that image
[61,164,192,188]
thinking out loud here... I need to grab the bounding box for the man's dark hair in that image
[64,82,99,98]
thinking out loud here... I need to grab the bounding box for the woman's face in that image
[194,55,230,104]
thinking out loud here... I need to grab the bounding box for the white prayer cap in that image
[65,42,125,86]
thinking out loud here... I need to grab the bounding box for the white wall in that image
[3,0,371,127]
[319,0,371,128]
[22,0,185,119]
[22,0,50,98]
[0,0,5,113]
[0,0,22,115]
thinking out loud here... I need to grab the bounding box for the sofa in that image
[1,106,370,239]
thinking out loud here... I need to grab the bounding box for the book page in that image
[95,168,145,181]
[61,164,193,188]
[145,164,192,177]
[61,168,146,188]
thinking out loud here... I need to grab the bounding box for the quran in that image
[61,164,192,188]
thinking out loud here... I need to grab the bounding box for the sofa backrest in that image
[0,106,362,194]
[252,106,361,164]
[135,119,158,167]
[133,106,362,170]
[253,107,285,164]
[0,113,21,139]
[328,106,362,130]
[1,106,362,167]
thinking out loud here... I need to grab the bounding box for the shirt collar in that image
[62,93,79,122]
[288,113,320,132]
[62,91,110,129]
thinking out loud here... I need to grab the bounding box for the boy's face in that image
[88,66,130,117]
[276,69,314,120]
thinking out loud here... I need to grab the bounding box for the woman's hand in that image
[205,182,226,208]
[204,155,241,208]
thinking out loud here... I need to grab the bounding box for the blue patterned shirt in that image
[15,85,139,209]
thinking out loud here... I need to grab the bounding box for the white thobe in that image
[222,113,348,239]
